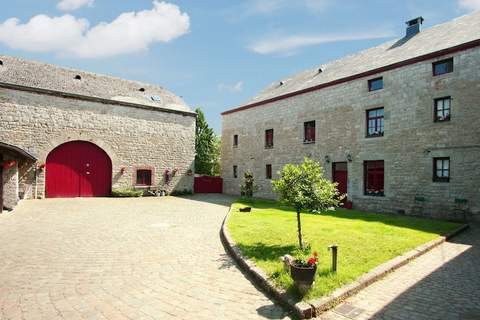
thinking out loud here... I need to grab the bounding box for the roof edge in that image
[0,82,197,117]
[222,38,480,116]
[0,142,37,160]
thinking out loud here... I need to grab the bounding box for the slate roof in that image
[0,55,192,113]
[233,11,480,111]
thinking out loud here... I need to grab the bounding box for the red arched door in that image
[46,141,112,198]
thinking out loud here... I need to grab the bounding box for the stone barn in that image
[0,56,196,210]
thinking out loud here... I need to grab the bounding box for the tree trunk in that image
[296,209,303,250]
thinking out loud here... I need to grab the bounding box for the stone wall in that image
[0,87,196,199]
[221,47,480,220]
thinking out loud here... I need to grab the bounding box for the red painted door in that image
[333,162,348,196]
[194,176,223,193]
[46,141,112,198]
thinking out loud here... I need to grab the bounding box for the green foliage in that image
[272,157,344,213]
[170,189,194,196]
[272,157,344,249]
[228,198,461,300]
[195,108,220,176]
[240,170,258,197]
[111,189,143,197]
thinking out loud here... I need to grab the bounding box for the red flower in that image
[307,258,317,266]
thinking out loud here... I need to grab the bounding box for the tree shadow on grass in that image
[236,242,297,263]
[237,197,461,236]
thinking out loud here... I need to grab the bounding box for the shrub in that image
[111,189,143,198]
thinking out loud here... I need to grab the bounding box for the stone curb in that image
[220,206,469,319]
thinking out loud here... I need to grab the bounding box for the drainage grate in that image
[334,303,365,319]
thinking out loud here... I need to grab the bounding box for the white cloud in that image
[0,1,190,59]
[458,0,480,10]
[218,81,244,93]
[57,0,94,11]
[250,32,393,55]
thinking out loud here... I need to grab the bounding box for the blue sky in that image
[0,0,478,133]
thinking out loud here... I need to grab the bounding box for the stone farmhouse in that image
[0,56,196,210]
[221,12,480,220]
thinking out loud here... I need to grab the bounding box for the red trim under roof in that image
[222,38,480,116]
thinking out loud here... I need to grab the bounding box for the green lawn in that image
[227,198,460,301]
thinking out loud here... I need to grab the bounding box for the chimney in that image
[405,17,424,38]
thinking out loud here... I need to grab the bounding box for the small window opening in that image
[0,60,3,66]
[74,75,82,80]
[139,88,145,92]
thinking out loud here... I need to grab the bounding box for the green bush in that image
[170,189,194,196]
[111,189,143,197]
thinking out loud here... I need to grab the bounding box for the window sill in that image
[433,118,451,123]
[265,145,274,149]
[303,140,315,144]
[433,179,450,183]
[233,145,238,148]
[366,133,384,139]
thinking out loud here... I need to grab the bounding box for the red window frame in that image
[233,165,238,178]
[434,97,451,122]
[366,108,384,137]
[433,58,453,76]
[266,164,272,179]
[364,160,384,196]
[304,121,316,143]
[233,135,238,147]
[135,169,152,186]
[265,129,274,148]
[433,157,450,182]
[368,77,383,91]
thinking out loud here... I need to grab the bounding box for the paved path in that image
[0,195,288,320]
[317,223,480,320]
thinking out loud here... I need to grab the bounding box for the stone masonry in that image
[221,14,480,220]
[0,56,196,204]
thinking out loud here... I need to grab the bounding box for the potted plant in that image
[290,251,318,293]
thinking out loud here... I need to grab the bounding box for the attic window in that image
[279,81,285,86]
[74,75,82,80]
[151,95,162,102]
[318,68,323,73]
[0,60,3,66]
[139,88,145,92]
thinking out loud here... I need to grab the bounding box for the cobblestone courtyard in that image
[1,196,479,320]
[0,195,288,320]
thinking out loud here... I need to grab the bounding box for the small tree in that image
[195,108,220,175]
[240,171,258,197]
[272,157,344,249]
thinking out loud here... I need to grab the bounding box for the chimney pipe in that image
[405,17,424,38]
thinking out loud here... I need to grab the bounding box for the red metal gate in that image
[46,141,112,198]
[194,176,223,193]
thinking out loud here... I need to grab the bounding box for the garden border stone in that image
[220,205,470,319]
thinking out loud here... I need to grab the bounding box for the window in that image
[233,135,238,147]
[433,58,453,76]
[434,97,451,122]
[136,169,152,186]
[233,165,238,178]
[364,160,384,196]
[304,121,316,143]
[265,129,274,148]
[368,77,383,91]
[433,157,450,182]
[366,108,384,137]
[266,164,272,179]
